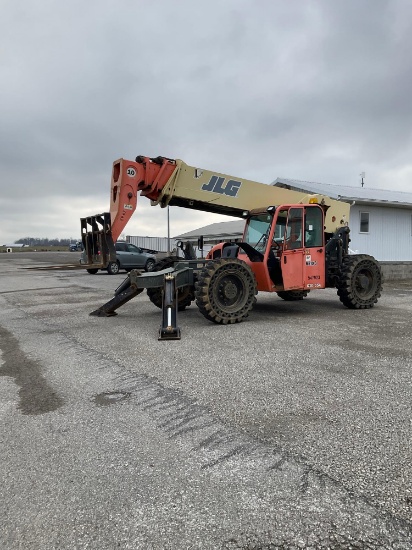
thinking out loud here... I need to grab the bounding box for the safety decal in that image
[126,167,136,177]
[308,275,320,280]
[124,204,133,210]
[306,255,311,261]
[306,260,317,266]
[201,175,242,197]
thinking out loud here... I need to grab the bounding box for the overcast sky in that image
[1,0,412,244]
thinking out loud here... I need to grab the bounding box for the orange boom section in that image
[110,156,177,242]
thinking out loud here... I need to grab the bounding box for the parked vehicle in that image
[82,241,156,275]
[69,241,83,251]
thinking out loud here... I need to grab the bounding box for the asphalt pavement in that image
[1,252,412,549]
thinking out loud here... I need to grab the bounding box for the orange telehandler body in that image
[82,155,382,338]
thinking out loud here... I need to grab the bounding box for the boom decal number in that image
[126,167,136,177]
[201,175,241,197]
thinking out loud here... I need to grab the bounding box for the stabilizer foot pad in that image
[90,309,118,317]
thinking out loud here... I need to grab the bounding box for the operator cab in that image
[238,203,325,292]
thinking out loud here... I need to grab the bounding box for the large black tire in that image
[277,290,309,301]
[86,268,99,275]
[195,258,257,324]
[147,256,195,311]
[337,254,382,309]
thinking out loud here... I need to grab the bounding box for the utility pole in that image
[167,206,170,254]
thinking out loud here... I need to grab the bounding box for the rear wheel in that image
[277,290,309,301]
[195,258,257,324]
[86,268,99,275]
[107,261,120,275]
[147,256,195,311]
[337,254,382,309]
[145,258,155,272]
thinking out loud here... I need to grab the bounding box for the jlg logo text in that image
[201,176,241,197]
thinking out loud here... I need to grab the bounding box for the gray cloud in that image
[1,0,411,243]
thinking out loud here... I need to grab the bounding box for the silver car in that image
[84,241,157,275]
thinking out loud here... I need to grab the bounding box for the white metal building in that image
[126,235,174,253]
[273,179,412,262]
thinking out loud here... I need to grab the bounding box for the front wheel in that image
[86,268,99,275]
[337,254,382,309]
[107,261,120,275]
[195,258,257,324]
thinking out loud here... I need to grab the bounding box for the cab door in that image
[302,204,325,289]
[281,207,305,290]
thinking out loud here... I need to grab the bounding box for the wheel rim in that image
[210,268,249,313]
[353,263,377,299]
[110,262,119,274]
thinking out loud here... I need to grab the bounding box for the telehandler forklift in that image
[81,155,382,338]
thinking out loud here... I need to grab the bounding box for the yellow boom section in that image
[152,160,350,234]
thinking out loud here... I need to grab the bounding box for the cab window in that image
[285,208,303,250]
[273,210,287,240]
[304,207,323,247]
[244,214,272,253]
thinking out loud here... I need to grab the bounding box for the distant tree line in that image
[15,238,77,246]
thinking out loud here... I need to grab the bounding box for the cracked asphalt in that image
[0,252,412,549]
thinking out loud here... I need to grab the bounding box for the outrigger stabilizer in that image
[90,265,195,340]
